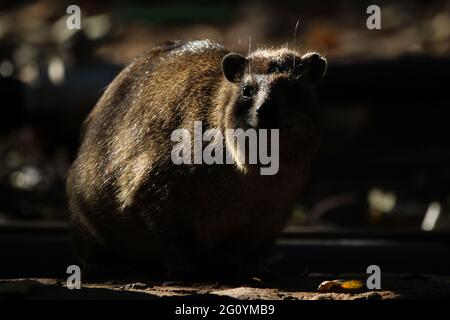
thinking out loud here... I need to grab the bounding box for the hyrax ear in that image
[222,53,248,83]
[301,52,327,85]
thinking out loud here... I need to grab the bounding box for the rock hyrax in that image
[67,40,326,277]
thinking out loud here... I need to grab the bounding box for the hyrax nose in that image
[256,101,278,128]
[256,102,271,116]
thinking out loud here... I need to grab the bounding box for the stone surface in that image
[1,273,449,300]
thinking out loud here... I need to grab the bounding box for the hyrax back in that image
[67,40,326,277]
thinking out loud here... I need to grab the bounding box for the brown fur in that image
[67,40,326,278]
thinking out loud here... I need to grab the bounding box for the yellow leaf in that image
[317,279,364,293]
[341,280,363,290]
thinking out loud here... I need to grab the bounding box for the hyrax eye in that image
[242,85,254,99]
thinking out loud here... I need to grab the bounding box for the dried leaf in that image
[317,279,364,293]
[341,280,364,290]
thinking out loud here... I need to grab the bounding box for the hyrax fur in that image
[67,40,326,277]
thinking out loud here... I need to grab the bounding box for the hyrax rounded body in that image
[67,40,326,276]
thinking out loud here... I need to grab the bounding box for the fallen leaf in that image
[318,279,364,293]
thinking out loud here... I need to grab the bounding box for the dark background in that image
[1,0,450,232]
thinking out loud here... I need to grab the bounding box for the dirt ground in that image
[1,273,449,300]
